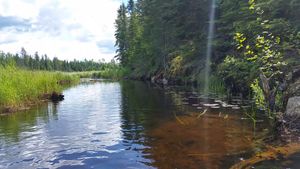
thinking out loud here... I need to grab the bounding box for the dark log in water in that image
[50,92,64,102]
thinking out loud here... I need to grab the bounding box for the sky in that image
[0,0,125,62]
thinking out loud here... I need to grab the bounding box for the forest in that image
[0,48,116,72]
[115,0,300,115]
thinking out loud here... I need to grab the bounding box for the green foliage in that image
[233,0,288,113]
[250,79,266,110]
[207,75,226,95]
[115,3,128,66]
[0,66,79,108]
[92,67,127,80]
[217,0,294,116]
[194,72,226,95]
[115,0,211,80]
[114,0,299,105]
[234,31,286,78]
[69,62,126,80]
[218,56,257,94]
[169,56,184,77]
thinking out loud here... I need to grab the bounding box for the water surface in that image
[0,81,276,169]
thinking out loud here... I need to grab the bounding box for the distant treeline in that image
[0,48,117,72]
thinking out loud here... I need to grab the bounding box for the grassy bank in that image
[72,67,126,80]
[0,66,79,112]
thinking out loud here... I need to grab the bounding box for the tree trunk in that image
[259,73,276,112]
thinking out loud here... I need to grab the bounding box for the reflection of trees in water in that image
[120,81,174,130]
[0,102,59,143]
[119,81,266,169]
[119,81,220,167]
[119,81,177,161]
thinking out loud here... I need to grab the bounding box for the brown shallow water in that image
[146,114,257,169]
[0,80,296,169]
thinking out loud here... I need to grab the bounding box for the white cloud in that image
[0,0,122,61]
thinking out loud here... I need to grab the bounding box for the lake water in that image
[0,80,287,169]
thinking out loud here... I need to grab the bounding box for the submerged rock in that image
[162,78,168,85]
[182,102,189,105]
[150,73,168,85]
[232,106,241,110]
[203,103,219,107]
[286,97,300,117]
[221,103,236,108]
[241,105,251,109]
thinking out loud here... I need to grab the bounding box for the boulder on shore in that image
[279,68,300,136]
[286,97,300,117]
[285,67,300,115]
[151,73,168,85]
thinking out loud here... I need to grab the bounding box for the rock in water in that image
[162,78,168,85]
[151,76,155,83]
[286,97,300,116]
[203,103,219,107]
[50,92,64,102]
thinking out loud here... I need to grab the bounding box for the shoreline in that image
[0,91,67,115]
[0,67,80,115]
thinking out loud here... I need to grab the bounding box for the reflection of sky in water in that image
[53,83,122,146]
[0,81,274,169]
[0,82,149,169]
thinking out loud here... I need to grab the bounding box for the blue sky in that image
[0,0,125,61]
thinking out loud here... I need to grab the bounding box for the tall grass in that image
[196,73,226,96]
[0,66,79,108]
[207,75,226,95]
[71,67,126,80]
[92,67,126,80]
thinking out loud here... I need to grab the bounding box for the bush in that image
[250,79,266,110]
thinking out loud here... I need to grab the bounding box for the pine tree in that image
[115,3,129,66]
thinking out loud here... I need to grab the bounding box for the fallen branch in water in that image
[197,109,208,119]
[230,143,300,169]
[173,112,186,125]
[224,114,229,119]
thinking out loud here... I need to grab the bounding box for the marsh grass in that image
[207,75,226,95]
[71,67,126,80]
[0,66,79,108]
[196,73,226,96]
[92,67,126,79]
